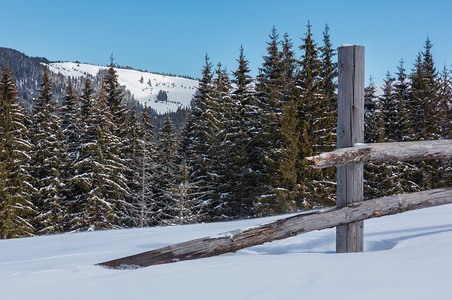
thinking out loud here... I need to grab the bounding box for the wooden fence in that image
[98,45,452,269]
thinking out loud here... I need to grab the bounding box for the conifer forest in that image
[1,24,451,239]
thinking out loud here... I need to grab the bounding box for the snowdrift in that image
[1,204,452,300]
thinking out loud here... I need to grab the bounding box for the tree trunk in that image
[307,140,452,169]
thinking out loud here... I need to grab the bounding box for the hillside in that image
[47,62,199,114]
[1,204,452,300]
[0,47,198,115]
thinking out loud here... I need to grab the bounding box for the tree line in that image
[1,24,451,239]
[363,37,451,199]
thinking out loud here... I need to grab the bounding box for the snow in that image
[46,62,199,114]
[2,204,452,299]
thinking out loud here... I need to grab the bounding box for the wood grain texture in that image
[307,140,452,168]
[336,45,365,252]
[97,187,452,269]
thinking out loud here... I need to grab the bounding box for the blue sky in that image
[2,0,451,83]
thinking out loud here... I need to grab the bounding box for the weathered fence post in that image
[336,45,365,253]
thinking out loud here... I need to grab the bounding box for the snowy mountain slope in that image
[1,204,452,300]
[47,62,199,114]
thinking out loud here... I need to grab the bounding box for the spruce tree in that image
[408,53,425,140]
[363,77,383,199]
[105,57,129,137]
[69,78,98,230]
[253,28,286,215]
[436,66,452,188]
[124,100,142,226]
[188,54,214,176]
[377,72,406,197]
[420,38,442,141]
[409,38,443,189]
[319,24,338,135]
[183,54,220,219]
[276,32,300,214]
[296,22,334,208]
[438,66,451,139]
[61,78,81,155]
[229,46,258,217]
[364,76,381,144]
[393,60,412,142]
[134,107,157,227]
[104,57,133,226]
[0,62,35,238]
[72,83,129,230]
[80,77,94,122]
[155,114,180,224]
[211,62,236,215]
[31,67,68,234]
[60,79,82,211]
[318,24,338,205]
[255,30,301,216]
[393,60,419,194]
[380,71,398,142]
[164,157,207,225]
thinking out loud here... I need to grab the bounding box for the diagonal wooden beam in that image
[306,140,452,169]
[97,187,452,269]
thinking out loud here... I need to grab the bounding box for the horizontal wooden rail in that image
[307,139,452,169]
[98,187,452,269]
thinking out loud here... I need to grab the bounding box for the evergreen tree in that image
[319,25,337,115]
[72,83,129,230]
[211,62,236,215]
[296,22,334,208]
[376,72,406,197]
[393,60,419,194]
[229,46,258,218]
[31,67,68,234]
[436,66,452,188]
[104,57,133,226]
[155,114,180,224]
[80,77,94,123]
[0,62,35,238]
[125,100,142,226]
[164,157,207,225]
[105,56,129,138]
[253,28,286,215]
[393,60,412,142]
[255,30,301,216]
[363,77,384,199]
[183,54,221,219]
[69,78,96,230]
[438,66,451,139]
[277,32,300,213]
[437,66,452,187]
[188,54,214,165]
[408,53,425,140]
[317,24,338,204]
[380,71,398,141]
[61,78,81,155]
[420,38,442,141]
[134,107,158,227]
[409,38,443,189]
[364,76,382,144]
[409,38,441,141]
[60,79,82,209]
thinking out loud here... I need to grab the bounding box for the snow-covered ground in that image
[47,62,198,114]
[2,204,452,300]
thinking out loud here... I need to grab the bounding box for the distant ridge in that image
[0,47,198,115]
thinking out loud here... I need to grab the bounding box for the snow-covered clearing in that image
[2,204,452,300]
[47,62,198,114]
